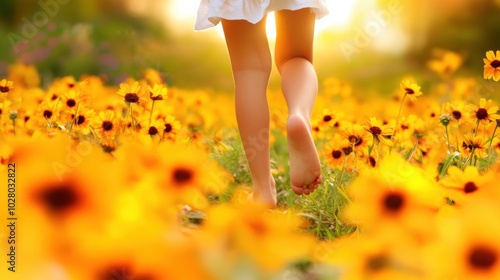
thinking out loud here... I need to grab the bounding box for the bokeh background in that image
[1,0,499,94]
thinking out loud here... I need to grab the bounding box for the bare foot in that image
[287,114,322,195]
[251,175,277,207]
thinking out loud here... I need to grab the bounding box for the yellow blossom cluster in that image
[0,49,499,279]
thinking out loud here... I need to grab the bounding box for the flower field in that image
[1,50,500,280]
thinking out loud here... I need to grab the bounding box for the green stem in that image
[445,125,451,153]
[468,147,476,167]
[129,102,135,129]
[148,100,156,128]
[337,152,349,188]
[68,103,81,136]
[390,93,407,154]
[12,119,15,135]
[487,125,498,168]
[88,125,99,140]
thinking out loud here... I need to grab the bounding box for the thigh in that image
[221,18,272,73]
[274,8,316,71]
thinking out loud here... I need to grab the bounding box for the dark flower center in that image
[68,83,75,88]
[164,123,173,133]
[464,181,478,193]
[173,168,193,185]
[383,192,405,212]
[24,116,30,122]
[469,246,497,270]
[348,135,363,146]
[102,144,116,153]
[476,108,489,120]
[401,124,409,130]
[247,219,267,236]
[452,110,462,120]
[370,126,382,135]
[148,126,159,135]
[332,150,342,159]
[38,183,80,214]
[66,99,76,107]
[0,86,10,93]
[124,93,139,103]
[51,94,58,100]
[102,121,113,131]
[150,92,164,101]
[342,146,353,155]
[96,264,155,280]
[323,115,332,122]
[369,156,376,167]
[405,88,415,94]
[76,115,85,125]
[43,110,53,119]
[491,60,500,68]
[366,254,388,272]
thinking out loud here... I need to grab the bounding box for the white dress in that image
[194,0,329,30]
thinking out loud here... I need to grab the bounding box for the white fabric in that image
[194,0,329,30]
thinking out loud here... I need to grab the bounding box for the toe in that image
[303,188,311,195]
[292,185,304,195]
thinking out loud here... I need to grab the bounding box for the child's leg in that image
[275,8,322,195]
[221,18,276,206]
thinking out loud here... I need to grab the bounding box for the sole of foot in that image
[287,114,322,195]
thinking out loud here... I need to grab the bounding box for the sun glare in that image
[168,0,199,24]
[317,0,358,32]
[166,0,358,38]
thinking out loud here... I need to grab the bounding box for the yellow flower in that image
[162,115,181,141]
[424,201,500,280]
[65,107,96,134]
[323,135,351,168]
[459,133,489,158]
[400,80,422,101]
[317,108,337,128]
[142,68,163,85]
[439,166,495,206]
[93,110,118,138]
[199,204,315,272]
[344,154,442,235]
[117,81,143,104]
[468,98,500,125]
[364,117,394,146]
[342,123,370,152]
[427,49,463,79]
[148,84,168,101]
[0,79,14,93]
[483,50,500,81]
[443,101,468,125]
[60,89,81,111]
[142,119,164,141]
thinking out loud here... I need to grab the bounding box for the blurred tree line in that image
[380,0,500,71]
[0,0,232,90]
[0,0,498,92]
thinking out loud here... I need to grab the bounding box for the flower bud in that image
[440,114,451,126]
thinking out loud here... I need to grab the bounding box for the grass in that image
[208,124,357,240]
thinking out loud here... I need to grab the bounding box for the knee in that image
[232,55,272,78]
[275,55,313,74]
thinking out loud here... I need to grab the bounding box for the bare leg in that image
[221,18,276,206]
[275,9,322,195]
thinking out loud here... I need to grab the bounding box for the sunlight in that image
[165,0,359,38]
[317,0,358,32]
[167,0,199,24]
